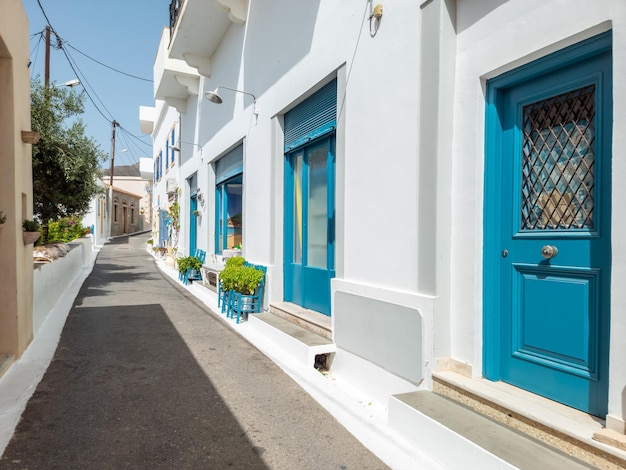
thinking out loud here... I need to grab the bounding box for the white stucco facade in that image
[147,0,626,455]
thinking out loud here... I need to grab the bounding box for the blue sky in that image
[23,0,166,168]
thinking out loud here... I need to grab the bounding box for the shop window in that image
[214,145,243,254]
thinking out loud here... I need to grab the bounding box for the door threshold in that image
[433,370,626,468]
[269,302,332,339]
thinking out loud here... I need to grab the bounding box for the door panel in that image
[486,35,611,417]
[285,137,335,316]
[159,209,169,247]
[510,264,600,378]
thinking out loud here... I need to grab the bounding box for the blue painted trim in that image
[486,31,611,89]
[483,89,504,380]
[189,195,197,255]
[283,152,296,301]
[483,31,612,383]
[170,128,176,165]
[284,123,336,152]
[215,185,221,254]
[327,136,336,272]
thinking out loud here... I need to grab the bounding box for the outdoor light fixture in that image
[53,79,80,88]
[170,141,202,154]
[205,85,258,116]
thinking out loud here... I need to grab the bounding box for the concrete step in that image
[388,391,595,470]
[269,302,332,339]
[430,371,626,469]
[249,313,336,369]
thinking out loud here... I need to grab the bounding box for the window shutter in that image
[215,144,244,184]
[284,79,337,152]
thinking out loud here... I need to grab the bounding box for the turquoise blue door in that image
[484,33,612,417]
[285,136,335,315]
[159,209,169,247]
[189,195,197,255]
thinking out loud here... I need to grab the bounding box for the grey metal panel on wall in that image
[334,292,423,384]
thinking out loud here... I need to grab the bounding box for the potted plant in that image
[218,258,265,322]
[232,265,265,295]
[177,255,203,282]
[219,258,264,294]
[22,219,41,245]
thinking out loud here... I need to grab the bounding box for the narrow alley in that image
[0,234,387,469]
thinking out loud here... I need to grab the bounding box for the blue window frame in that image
[170,129,176,166]
[215,174,242,254]
[215,145,244,254]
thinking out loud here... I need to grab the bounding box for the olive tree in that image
[31,78,106,243]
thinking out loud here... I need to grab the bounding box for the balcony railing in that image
[169,0,184,38]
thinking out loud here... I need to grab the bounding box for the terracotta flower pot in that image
[23,231,40,245]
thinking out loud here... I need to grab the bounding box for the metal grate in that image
[520,85,596,230]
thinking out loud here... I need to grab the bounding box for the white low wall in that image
[32,237,96,334]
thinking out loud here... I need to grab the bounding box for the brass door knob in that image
[541,245,558,259]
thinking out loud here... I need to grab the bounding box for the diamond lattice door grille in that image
[521,85,596,230]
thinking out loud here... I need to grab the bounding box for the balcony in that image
[167,0,248,77]
[169,0,184,36]
[154,28,200,114]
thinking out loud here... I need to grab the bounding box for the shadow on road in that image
[0,303,268,469]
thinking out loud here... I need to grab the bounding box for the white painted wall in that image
[33,238,95,334]
[168,0,434,392]
[158,0,626,428]
[192,1,423,286]
[151,99,180,249]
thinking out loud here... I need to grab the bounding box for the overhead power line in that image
[64,43,153,82]
[32,0,154,163]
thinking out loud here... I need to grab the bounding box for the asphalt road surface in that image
[0,234,388,470]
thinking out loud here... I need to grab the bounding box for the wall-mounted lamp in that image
[196,188,205,207]
[205,85,259,117]
[369,2,383,36]
[170,141,202,155]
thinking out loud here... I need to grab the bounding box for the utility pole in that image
[107,120,119,238]
[44,25,50,89]
[109,120,118,186]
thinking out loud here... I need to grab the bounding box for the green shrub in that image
[176,255,203,274]
[219,258,264,295]
[225,256,245,268]
[46,217,87,243]
[146,239,154,245]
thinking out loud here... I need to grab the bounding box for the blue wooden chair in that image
[182,249,206,285]
[218,280,231,315]
[195,249,207,263]
[228,264,267,323]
